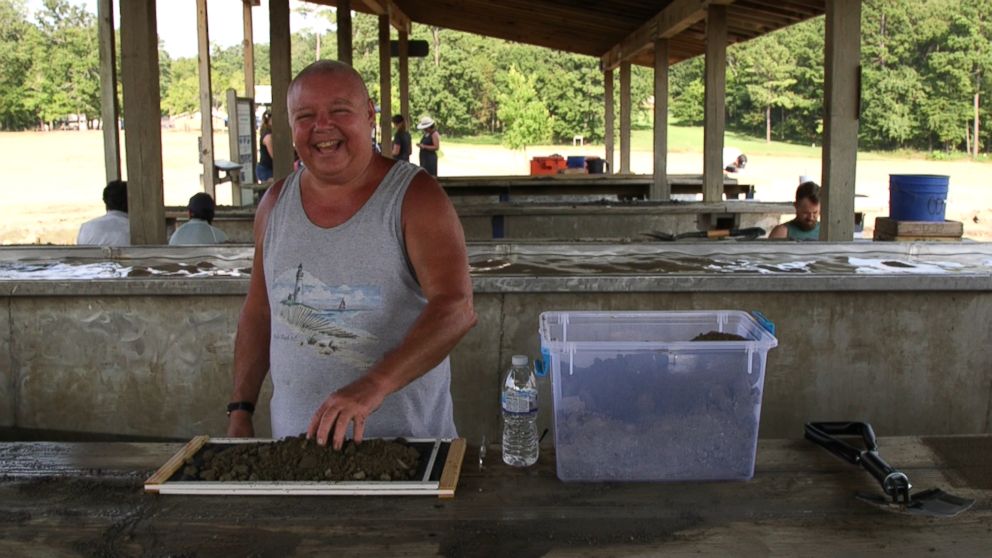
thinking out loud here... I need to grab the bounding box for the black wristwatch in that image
[226,401,255,416]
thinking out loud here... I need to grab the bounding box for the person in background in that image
[723,147,747,173]
[77,179,129,246]
[168,192,228,245]
[769,181,821,240]
[226,61,475,450]
[256,110,275,182]
[416,116,440,176]
[391,114,412,162]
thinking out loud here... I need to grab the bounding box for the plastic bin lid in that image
[538,310,778,349]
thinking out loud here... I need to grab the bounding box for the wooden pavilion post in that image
[702,4,727,202]
[97,0,120,183]
[619,61,632,174]
[338,0,353,65]
[242,0,256,100]
[399,29,410,126]
[604,68,614,175]
[119,0,165,244]
[652,38,670,200]
[820,0,861,241]
[379,13,392,157]
[270,0,293,179]
[196,0,216,197]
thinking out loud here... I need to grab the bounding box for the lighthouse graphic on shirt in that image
[273,263,382,360]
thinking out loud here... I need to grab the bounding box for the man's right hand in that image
[226,411,255,437]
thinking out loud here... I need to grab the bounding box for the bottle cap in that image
[511,355,529,366]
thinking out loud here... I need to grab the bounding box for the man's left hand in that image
[306,375,389,450]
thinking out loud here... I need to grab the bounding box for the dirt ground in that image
[1,129,989,244]
[179,436,422,482]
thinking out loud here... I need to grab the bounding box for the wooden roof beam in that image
[736,0,823,20]
[602,0,736,71]
[426,0,641,33]
[358,0,411,33]
[733,6,808,28]
[601,20,657,71]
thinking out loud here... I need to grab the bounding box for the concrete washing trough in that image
[1,242,990,443]
[167,200,793,243]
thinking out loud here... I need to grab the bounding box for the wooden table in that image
[441,174,754,200]
[1,437,989,556]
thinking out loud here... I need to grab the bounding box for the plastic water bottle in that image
[502,354,539,467]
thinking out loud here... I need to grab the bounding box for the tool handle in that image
[644,231,675,241]
[730,227,767,238]
[805,422,910,499]
[804,422,862,465]
[805,421,878,450]
[859,450,907,495]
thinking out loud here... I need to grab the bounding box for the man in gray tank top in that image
[226,60,477,450]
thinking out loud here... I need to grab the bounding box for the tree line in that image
[674,0,992,154]
[2,0,991,154]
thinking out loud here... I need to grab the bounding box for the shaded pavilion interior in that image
[101,0,863,244]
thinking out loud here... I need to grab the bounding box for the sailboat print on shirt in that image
[274,263,381,358]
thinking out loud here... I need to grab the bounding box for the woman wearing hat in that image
[416,116,440,176]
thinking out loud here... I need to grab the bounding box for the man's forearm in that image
[230,310,271,403]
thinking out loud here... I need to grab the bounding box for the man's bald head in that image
[288,60,371,107]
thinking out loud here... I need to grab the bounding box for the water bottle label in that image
[501,391,536,414]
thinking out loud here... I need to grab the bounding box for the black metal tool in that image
[643,231,676,241]
[804,422,974,518]
[644,226,766,241]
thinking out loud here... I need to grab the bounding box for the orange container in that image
[530,155,566,176]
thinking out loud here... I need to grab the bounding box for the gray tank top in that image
[263,161,457,440]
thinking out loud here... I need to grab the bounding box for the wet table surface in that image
[0,436,990,557]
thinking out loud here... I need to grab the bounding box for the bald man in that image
[226,61,476,449]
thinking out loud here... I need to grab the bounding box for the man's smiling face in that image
[288,69,376,184]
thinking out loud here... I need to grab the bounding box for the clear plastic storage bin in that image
[539,310,778,482]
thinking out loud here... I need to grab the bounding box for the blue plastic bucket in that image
[889,175,949,222]
[566,156,586,169]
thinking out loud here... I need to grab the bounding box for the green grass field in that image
[449,124,992,163]
[446,125,818,155]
